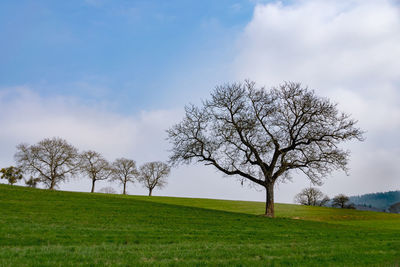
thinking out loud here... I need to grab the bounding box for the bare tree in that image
[138,161,170,196]
[167,81,364,217]
[15,137,79,190]
[0,166,23,185]
[110,158,138,195]
[25,177,40,188]
[79,150,112,193]
[98,186,117,194]
[332,194,354,209]
[294,187,329,206]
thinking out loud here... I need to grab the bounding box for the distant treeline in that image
[349,191,400,211]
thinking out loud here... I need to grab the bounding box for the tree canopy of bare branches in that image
[15,137,79,190]
[294,187,329,206]
[110,158,138,195]
[167,81,364,217]
[138,161,170,196]
[79,150,112,193]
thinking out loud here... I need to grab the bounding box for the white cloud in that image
[0,87,179,161]
[236,0,400,88]
[235,0,400,198]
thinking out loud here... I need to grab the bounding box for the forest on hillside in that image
[350,190,400,211]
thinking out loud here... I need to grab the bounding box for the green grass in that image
[0,184,399,266]
[130,195,400,230]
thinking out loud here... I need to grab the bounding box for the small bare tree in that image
[138,161,170,196]
[79,150,112,193]
[168,81,364,217]
[110,158,138,195]
[294,187,329,206]
[332,194,354,209]
[25,177,40,188]
[15,137,79,190]
[98,186,117,194]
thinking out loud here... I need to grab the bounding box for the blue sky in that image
[0,0,257,112]
[1,0,399,202]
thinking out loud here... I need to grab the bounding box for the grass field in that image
[0,184,399,266]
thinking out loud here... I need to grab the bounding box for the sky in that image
[1,0,399,203]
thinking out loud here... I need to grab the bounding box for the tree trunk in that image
[50,179,55,190]
[123,182,127,195]
[265,182,275,217]
[149,188,153,196]
[91,179,95,193]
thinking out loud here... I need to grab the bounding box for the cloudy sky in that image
[1,0,399,203]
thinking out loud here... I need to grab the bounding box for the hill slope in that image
[0,185,399,266]
[128,194,400,229]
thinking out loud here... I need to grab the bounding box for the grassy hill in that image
[0,185,399,266]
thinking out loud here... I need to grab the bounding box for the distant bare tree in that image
[294,187,330,206]
[332,194,354,209]
[319,196,330,207]
[110,158,138,195]
[0,166,23,185]
[25,177,40,188]
[98,186,117,194]
[79,150,112,193]
[138,161,170,196]
[168,81,364,217]
[15,137,79,190]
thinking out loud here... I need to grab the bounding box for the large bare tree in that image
[167,81,364,217]
[138,161,170,196]
[110,158,138,195]
[15,137,79,190]
[79,150,112,193]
